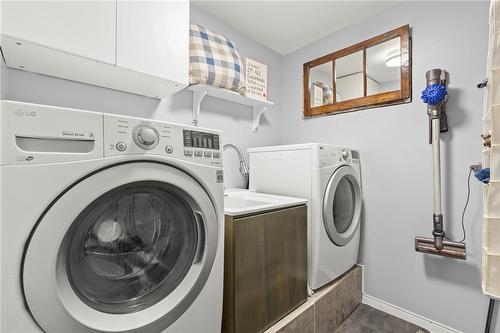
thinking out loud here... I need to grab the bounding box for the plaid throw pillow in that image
[315,81,334,104]
[190,24,244,93]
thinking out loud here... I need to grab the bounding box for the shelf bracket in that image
[192,85,207,126]
[252,105,268,132]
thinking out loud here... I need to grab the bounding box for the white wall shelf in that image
[188,83,273,132]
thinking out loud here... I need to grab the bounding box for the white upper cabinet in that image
[117,0,189,85]
[1,1,116,64]
[0,0,189,98]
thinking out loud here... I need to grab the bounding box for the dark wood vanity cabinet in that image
[223,205,307,333]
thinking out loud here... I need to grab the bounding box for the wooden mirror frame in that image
[303,25,411,117]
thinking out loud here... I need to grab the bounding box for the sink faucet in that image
[223,143,249,177]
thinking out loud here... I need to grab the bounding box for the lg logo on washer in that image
[14,109,36,117]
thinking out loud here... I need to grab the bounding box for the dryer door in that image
[323,165,362,247]
[23,161,219,333]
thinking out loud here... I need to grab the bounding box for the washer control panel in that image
[182,129,222,160]
[183,130,220,150]
[104,114,222,166]
[315,145,358,168]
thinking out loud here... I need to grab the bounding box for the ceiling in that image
[366,37,400,83]
[192,1,401,55]
[334,37,400,82]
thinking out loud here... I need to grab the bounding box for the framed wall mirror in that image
[303,25,411,117]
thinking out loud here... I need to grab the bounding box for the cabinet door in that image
[116,0,189,85]
[1,1,116,64]
[233,206,307,333]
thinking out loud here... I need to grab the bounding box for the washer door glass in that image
[323,166,362,247]
[65,181,198,314]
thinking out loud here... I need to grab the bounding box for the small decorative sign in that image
[312,84,324,107]
[245,58,268,101]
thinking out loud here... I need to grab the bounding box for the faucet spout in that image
[223,143,249,177]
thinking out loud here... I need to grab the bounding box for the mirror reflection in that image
[335,51,364,102]
[310,61,334,107]
[366,37,401,95]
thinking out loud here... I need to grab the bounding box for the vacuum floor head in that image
[415,236,466,260]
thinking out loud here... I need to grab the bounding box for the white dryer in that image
[248,143,362,290]
[0,101,224,332]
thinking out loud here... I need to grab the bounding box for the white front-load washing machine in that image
[248,143,362,290]
[1,101,224,333]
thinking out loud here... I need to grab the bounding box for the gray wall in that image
[1,5,283,189]
[281,1,496,332]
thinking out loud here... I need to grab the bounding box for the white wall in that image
[336,72,364,101]
[1,5,283,189]
[379,79,400,93]
[281,1,496,332]
[366,76,380,96]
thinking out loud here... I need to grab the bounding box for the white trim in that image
[362,294,462,333]
[357,264,365,293]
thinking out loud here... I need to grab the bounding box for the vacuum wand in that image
[431,112,444,250]
[415,69,466,260]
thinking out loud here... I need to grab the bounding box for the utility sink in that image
[224,189,307,216]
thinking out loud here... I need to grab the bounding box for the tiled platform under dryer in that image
[265,266,362,333]
[265,266,428,333]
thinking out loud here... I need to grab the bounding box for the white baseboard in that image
[362,294,462,333]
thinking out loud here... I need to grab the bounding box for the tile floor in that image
[335,304,429,333]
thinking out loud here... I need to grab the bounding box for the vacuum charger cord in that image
[444,168,473,244]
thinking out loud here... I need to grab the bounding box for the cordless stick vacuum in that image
[415,69,467,260]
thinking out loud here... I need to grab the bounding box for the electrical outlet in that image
[470,163,482,172]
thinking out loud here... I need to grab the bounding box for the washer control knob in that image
[165,145,173,154]
[133,124,159,149]
[341,150,349,160]
[116,142,127,151]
